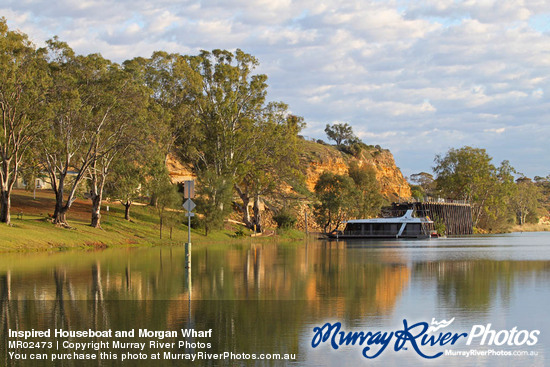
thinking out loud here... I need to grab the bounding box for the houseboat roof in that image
[345,209,433,224]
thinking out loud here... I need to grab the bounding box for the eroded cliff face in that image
[167,141,411,200]
[166,153,194,183]
[165,140,411,231]
[301,140,411,200]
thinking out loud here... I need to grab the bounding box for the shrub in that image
[273,210,297,229]
[234,227,246,237]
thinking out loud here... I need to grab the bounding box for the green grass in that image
[1,190,306,252]
[275,228,306,240]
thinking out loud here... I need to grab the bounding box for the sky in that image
[2,0,550,179]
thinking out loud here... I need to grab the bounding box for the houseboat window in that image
[363,224,373,234]
[372,224,383,234]
[345,223,362,234]
[403,223,421,235]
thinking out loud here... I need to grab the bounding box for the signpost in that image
[183,180,195,269]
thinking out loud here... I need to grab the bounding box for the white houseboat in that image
[329,209,436,239]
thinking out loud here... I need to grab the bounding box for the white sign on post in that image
[183,199,196,212]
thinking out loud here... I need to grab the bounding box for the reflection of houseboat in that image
[329,209,436,239]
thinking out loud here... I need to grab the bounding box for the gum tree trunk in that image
[235,184,253,229]
[124,201,132,221]
[252,194,262,233]
[90,192,102,228]
[0,189,11,225]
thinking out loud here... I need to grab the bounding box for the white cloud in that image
[2,0,550,177]
[484,127,506,134]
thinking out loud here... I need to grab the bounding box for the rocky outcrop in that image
[165,140,411,232]
[166,154,194,184]
[300,139,411,200]
[166,141,410,200]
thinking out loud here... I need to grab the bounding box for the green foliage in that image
[186,49,268,177]
[0,17,51,223]
[143,153,172,206]
[409,172,435,198]
[105,158,144,203]
[324,122,357,146]
[155,180,182,240]
[124,51,201,161]
[433,147,545,232]
[512,178,543,225]
[273,209,297,229]
[410,184,424,199]
[534,175,550,216]
[195,170,233,236]
[347,162,384,217]
[313,171,361,233]
[431,214,447,236]
[434,146,498,228]
[234,227,247,237]
[338,139,369,157]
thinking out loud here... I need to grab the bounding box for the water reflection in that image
[1,233,550,366]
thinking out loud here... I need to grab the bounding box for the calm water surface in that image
[2,232,549,366]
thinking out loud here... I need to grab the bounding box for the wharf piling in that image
[386,200,474,236]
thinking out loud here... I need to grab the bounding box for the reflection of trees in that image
[1,272,13,367]
[306,242,410,321]
[414,260,550,312]
[0,243,413,320]
[53,268,70,330]
[3,244,550,365]
[91,262,111,335]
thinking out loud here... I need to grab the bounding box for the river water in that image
[1,232,549,366]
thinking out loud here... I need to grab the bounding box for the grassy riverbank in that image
[0,190,304,252]
[509,223,550,233]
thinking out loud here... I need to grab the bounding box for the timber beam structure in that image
[385,201,474,236]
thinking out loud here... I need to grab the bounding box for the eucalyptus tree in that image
[234,102,305,232]
[324,122,357,146]
[433,147,498,228]
[313,172,361,233]
[195,169,233,236]
[123,52,201,207]
[184,49,269,231]
[348,162,385,218]
[188,49,267,174]
[42,39,148,227]
[40,39,89,226]
[511,178,542,226]
[104,143,158,221]
[87,63,150,228]
[0,18,50,224]
[409,172,435,198]
[433,147,518,231]
[104,157,142,221]
[478,160,517,231]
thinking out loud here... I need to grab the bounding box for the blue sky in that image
[2,0,550,178]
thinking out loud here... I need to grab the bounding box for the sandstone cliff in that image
[166,153,194,183]
[300,139,411,200]
[167,141,411,201]
[166,139,411,230]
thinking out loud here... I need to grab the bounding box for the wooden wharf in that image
[385,200,474,235]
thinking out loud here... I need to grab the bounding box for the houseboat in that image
[328,209,436,239]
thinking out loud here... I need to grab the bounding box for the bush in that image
[234,227,246,237]
[273,210,297,229]
[337,139,367,157]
